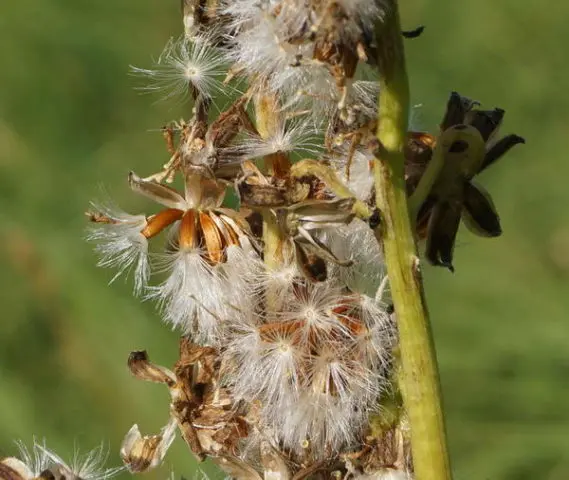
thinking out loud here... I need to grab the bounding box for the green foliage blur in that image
[1,1,567,479]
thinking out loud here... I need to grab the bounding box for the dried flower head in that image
[406,91,525,270]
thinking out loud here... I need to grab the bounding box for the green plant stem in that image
[372,3,452,479]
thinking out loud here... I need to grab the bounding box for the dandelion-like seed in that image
[238,118,321,160]
[130,34,226,102]
[87,203,151,294]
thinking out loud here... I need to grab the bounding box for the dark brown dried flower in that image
[406,92,525,271]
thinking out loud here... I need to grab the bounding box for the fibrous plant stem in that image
[254,91,290,271]
[372,2,452,479]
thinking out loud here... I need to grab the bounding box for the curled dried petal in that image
[128,351,177,386]
[462,182,501,237]
[120,419,177,473]
[425,201,462,271]
[128,172,187,210]
[480,134,525,173]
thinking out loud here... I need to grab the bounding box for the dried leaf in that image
[261,441,291,480]
[213,456,262,480]
[296,227,352,266]
[295,242,328,282]
[238,181,288,208]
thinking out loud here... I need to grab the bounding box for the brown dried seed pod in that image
[141,208,184,239]
[179,209,199,250]
[199,211,225,264]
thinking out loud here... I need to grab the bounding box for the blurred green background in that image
[1,1,567,479]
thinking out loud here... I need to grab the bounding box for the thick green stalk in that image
[372,3,452,479]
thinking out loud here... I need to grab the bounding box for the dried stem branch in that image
[372,2,452,479]
[254,91,290,270]
[290,159,372,220]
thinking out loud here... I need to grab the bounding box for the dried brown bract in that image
[122,340,249,469]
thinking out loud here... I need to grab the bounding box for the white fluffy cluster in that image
[216,0,382,194]
[222,0,382,109]
[223,221,393,455]
[88,0,401,465]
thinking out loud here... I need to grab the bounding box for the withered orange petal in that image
[199,212,224,264]
[142,209,184,239]
[179,210,198,250]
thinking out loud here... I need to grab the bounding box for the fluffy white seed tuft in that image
[87,203,150,295]
[130,34,226,102]
[237,118,321,160]
[149,248,228,343]
[13,440,121,480]
[328,219,386,298]
[275,282,349,345]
